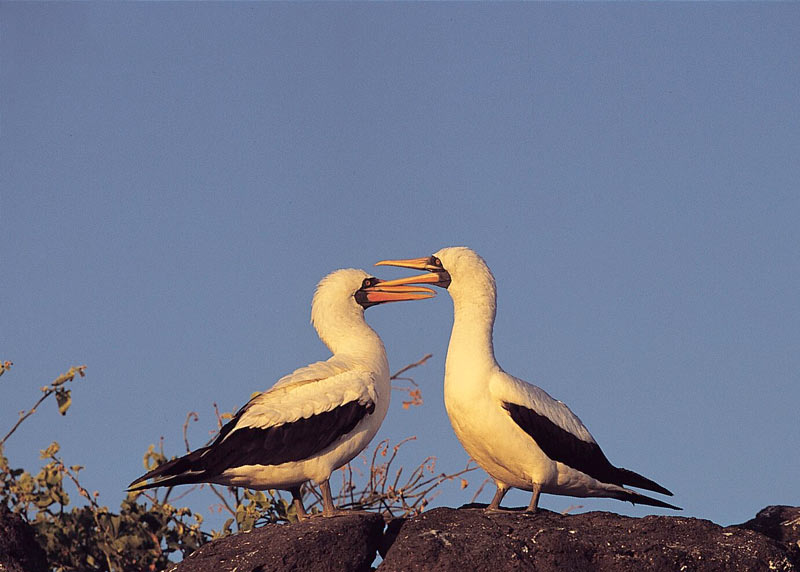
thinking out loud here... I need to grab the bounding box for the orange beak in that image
[362,277,436,304]
[375,257,451,289]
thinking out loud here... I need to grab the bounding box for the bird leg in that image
[486,483,510,512]
[320,479,343,517]
[290,486,308,521]
[525,482,542,514]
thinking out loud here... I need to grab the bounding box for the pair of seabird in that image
[129,248,679,516]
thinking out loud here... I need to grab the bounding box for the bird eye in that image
[362,278,373,288]
[431,256,442,267]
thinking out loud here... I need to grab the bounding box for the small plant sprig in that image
[1,364,86,448]
[326,437,477,518]
[391,353,431,409]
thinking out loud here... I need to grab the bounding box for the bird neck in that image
[315,310,388,372]
[445,289,499,378]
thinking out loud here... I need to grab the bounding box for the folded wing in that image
[493,374,673,497]
[128,361,378,491]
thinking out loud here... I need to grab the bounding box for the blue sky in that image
[3,3,798,530]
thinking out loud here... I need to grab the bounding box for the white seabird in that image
[376,247,680,512]
[128,269,435,518]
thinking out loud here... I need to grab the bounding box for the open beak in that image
[362,278,436,304]
[375,257,452,289]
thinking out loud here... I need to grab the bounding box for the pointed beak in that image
[375,257,434,271]
[362,278,436,304]
[375,257,452,289]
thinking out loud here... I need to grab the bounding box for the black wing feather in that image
[502,401,672,496]
[204,399,374,473]
[128,399,374,490]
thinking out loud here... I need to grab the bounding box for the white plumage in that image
[377,247,679,512]
[129,268,434,518]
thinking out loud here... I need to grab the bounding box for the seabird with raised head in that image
[128,269,435,518]
[376,247,680,513]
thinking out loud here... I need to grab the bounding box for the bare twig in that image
[163,483,201,503]
[1,392,51,448]
[390,354,432,381]
[391,354,431,409]
[470,476,493,503]
[183,412,199,453]
[212,402,233,431]
[327,437,477,519]
[208,484,237,518]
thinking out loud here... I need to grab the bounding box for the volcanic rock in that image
[0,506,48,572]
[378,506,795,572]
[170,511,385,572]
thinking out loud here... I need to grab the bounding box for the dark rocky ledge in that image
[3,504,798,571]
[170,511,385,572]
[379,505,799,572]
[171,505,799,572]
[0,505,48,572]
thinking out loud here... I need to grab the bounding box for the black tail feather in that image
[127,447,210,491]
[615,488,682,511]
[615,467,673,497]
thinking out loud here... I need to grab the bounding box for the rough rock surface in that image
[170,511,384,572]
[737,505,800,567]
[6,503,797,571]
[379,506,796,572]
[0,506,48,572]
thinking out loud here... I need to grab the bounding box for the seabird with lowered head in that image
[376,247,680,513]
[128,269,435,518]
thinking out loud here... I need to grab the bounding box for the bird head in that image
[375,247,495,299]
[312,268,436,316]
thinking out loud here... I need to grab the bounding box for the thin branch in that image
[331,435,477,519]
[164,484,201,503]
[208,484,237,518]
[390,354,432,380]
[0,366,85,448]
[470,477,493,503]
[183,412,199,453]
[0,392,51,448]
